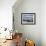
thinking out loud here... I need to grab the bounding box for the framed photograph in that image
[21,13,36,25]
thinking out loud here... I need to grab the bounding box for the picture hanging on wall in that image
[21,13,36,25]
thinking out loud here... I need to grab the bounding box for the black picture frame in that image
[21,13,36,25]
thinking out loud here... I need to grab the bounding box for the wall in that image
[0,0,17,38]
[41,0,46,46]
[0,0,16,30]
[13,0,41,46]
